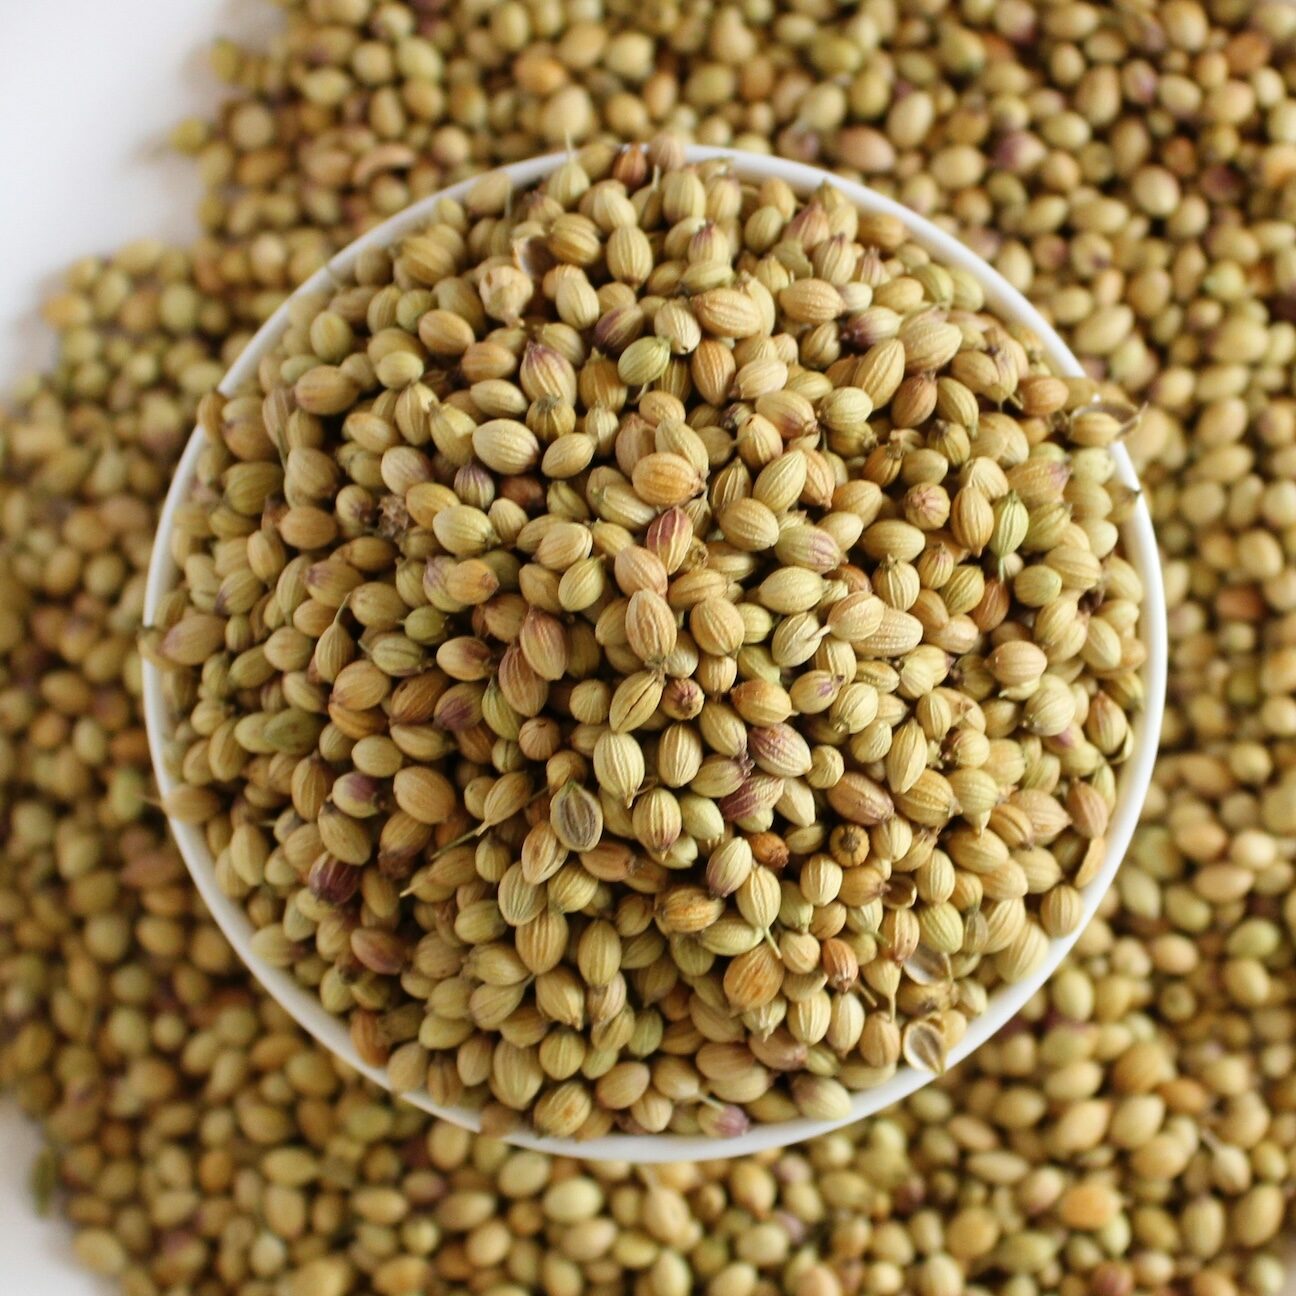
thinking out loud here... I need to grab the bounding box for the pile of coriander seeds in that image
[2,0,1296,1292]
[149,140,1146,1138]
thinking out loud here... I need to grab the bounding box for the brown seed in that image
[592,731,644,806]
[295,365,360,414]
[689,598,745,657]
[625,590,678,665]
[691,338,738,403]
[899,318,963,372]
[656,885,723,935]
[826,592,885,642]
[747,724,812,778]
[854,338,906,406]
[692,287,765,338]
[986,640,1047,688]
[473,419,540,474]
[550,781,603,852]
[826,772,894,825]
[901,1019,947,1073]
[779,278,844,325]
[950,486,994,552]
[532,1081,592,1135]
[618,336,672,387]
[160,614,227,665]
[723,942,784,1011]
[719,498,780,552]
[609,670,665,733]
[632,452,704,507]
[351,928,407,976]
[519,608,569,682]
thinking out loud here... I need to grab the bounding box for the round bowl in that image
[143,146,1167,1163]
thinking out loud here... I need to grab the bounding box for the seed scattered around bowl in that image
[5,0,1295,1292]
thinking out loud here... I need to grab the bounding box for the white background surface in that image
[0,3,271,1289]
[0,0,274,382]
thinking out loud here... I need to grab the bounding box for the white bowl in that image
[143,146,1167,1163]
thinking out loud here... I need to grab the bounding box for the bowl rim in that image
[142,145,1167,1163]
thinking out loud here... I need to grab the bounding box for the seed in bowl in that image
[147,138,1146,1140]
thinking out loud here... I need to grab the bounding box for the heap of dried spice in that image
[2,0,1296,1291]
[146,139,1147,1137]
